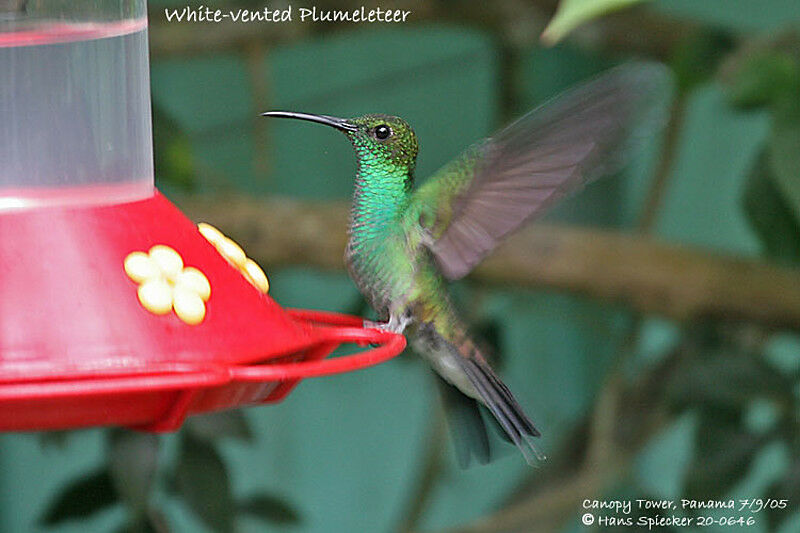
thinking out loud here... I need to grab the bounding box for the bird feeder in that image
[0,1,405,432]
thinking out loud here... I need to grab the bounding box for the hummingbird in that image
[263,63,671,466]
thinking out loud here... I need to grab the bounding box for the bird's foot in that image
[363,313,412,335]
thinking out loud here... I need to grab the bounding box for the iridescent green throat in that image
[348,147,413,248]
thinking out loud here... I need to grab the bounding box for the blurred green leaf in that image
[39,469,117,525]
[743,152,800,264]
[725,50,799,108]
[175,434,235,533]
[186,410,254,443]
[684,411,762,500]
[668,349,790,409]
[238,493,302,525]
[541,0,649,45]
[107,430,160,518]
[769,113,800,221]
[730,41,800,266]
[670,31,734,93]
[668,335,794,500]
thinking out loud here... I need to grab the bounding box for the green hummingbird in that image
[263,62,671,466]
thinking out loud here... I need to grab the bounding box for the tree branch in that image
[177,195,800,330]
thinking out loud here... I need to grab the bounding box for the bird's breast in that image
[345,226,416,316]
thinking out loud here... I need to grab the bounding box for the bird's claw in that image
[363,314,411,335]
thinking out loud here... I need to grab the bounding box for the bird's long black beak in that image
[261,111,358,132]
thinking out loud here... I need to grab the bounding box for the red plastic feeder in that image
[0,191,406,432]
[0,4,405,432]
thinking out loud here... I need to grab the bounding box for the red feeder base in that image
[0,190,405,431]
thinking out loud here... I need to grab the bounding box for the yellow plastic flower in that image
[124,245,211,325]
[197,223,269,293]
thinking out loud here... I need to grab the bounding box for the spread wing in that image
[409,62,673,280]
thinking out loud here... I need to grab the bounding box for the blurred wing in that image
[410,62,673,279]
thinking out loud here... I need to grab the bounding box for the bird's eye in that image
[373,125,392,140]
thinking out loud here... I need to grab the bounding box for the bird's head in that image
[261,111,419,172]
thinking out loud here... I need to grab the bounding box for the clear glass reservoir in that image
[0,0,152,209]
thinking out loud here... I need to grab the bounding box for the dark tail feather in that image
[436,377,491,467]
[456,356,545,466]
